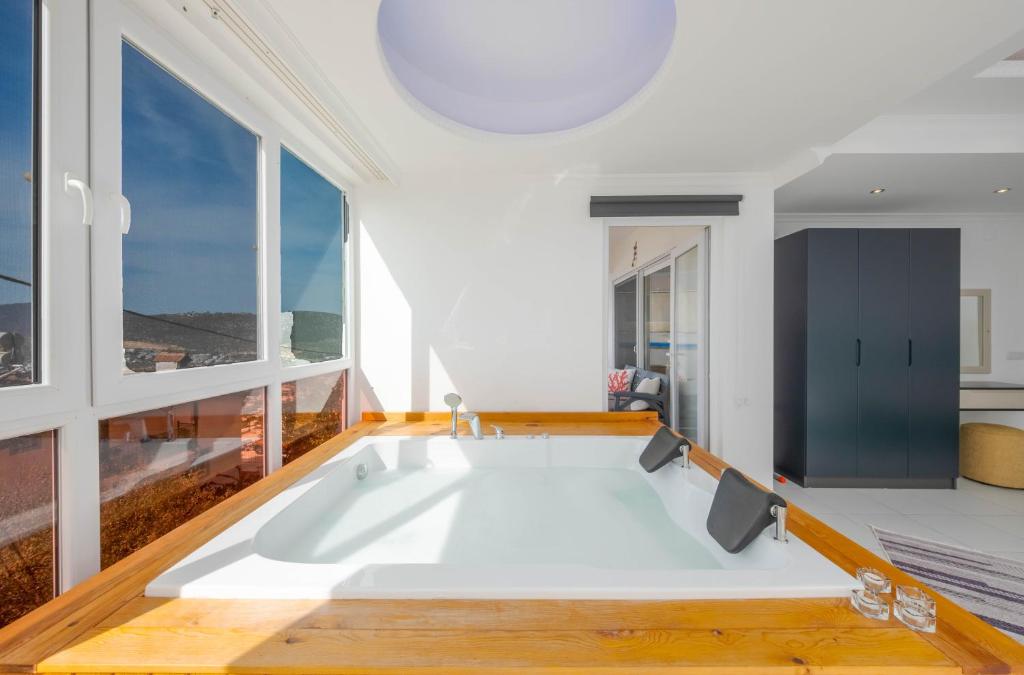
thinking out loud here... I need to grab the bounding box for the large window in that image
[0,0,36,388]
[0,430,56,628]
[98,388,265,568]
[0,0,354,610]
[121,41,259,374]
[280,148,345,365]
[282,370,348,465]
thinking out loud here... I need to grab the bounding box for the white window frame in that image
[1,0,359,593]
[87,0,356,465]
[0,0,98,594]
[0,0,91,425]
[90,1,279,406]
[277,137,355,376]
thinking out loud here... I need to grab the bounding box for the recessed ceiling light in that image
[869,187,886,195]
[994,187,1012,194]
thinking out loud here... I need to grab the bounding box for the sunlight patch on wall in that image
[359,221,412,411]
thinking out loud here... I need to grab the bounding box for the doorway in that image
[608,225,709,444]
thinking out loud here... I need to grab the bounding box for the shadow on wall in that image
[355,176,606,413]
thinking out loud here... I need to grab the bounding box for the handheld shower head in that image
[444,393,463,439]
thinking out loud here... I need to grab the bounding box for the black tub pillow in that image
[707,468,786,554]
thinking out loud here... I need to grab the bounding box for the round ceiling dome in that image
[377,0,676,135]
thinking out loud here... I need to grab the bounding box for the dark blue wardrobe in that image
[774,228,960,488]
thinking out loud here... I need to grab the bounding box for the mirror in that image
[960,289,991,374]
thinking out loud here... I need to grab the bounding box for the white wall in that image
[357,173,776,484]
[775,213,1024,429]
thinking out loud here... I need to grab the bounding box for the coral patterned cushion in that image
[608,368,634,393]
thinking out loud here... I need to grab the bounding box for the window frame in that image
[0,0,90,425]
[89,1,355,403]
[90,2,277,406]
[278,139,354,373]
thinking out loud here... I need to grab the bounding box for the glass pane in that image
[674,248,700,439]
[643,266,671,374]
[121,41,259,374]
[99,388,265,568]
[280,149,344,365]
[0,430,55,628]
[0,0,36,388]
[613,277,637,369]
[281,370,347,465]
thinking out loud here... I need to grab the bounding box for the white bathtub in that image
[147,435,858,600]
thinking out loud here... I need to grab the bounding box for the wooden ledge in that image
[0,411,1021,673]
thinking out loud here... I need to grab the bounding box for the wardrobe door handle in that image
[908,338,913,367]
[856,338,861,366]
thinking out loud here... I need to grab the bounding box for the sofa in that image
[608,366,670,424]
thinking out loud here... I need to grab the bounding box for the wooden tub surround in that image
[1,412,1021,674]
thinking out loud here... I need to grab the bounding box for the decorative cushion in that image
[630,376,661,411]
[607,367,635,393]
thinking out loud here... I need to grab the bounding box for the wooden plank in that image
[39,626,957,674]
[96,597,883,632]
[361,411,660,422]
[363,411,663,437]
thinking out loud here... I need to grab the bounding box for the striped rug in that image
[873,527,1024,642]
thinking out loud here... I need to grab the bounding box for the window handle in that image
[63,172,93,226]
[856,338,861,366]
[117,194,132,235]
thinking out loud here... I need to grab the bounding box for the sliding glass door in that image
[610,230,708,444]
[672,246,704,442]
[642,265,672,374]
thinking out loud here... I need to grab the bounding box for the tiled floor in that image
[775,477,1024,562]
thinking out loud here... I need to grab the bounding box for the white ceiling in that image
[775,154,1024,214]
[892,41,1024,115]
[259,0,1024,176]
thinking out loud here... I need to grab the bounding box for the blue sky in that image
[0,0,33,308]
[280,148,344,318]
[122,41,259,315]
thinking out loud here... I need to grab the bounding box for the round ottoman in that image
[960,423,1024,489]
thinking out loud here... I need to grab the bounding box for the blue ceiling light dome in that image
[377,0,677,135]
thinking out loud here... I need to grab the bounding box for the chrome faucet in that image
[443,392,462,439]
[460,412,483,440]
[491,424,505,440]
[770,504,788,543]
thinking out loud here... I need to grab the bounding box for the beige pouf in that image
[960,423,1024,489]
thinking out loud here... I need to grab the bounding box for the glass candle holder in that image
[851,588,890,620]
[894,585,936,633]
[856,567,891,594]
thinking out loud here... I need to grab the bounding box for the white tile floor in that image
[774,477,1024,562]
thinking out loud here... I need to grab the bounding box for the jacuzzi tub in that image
[147,435,858,599]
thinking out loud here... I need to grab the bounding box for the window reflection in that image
[99,388,265,568]
[280,148,345,365]
[0,0,37,388]
[282,370,347,465]
[121,41,259,373]
[0,430,55,629]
